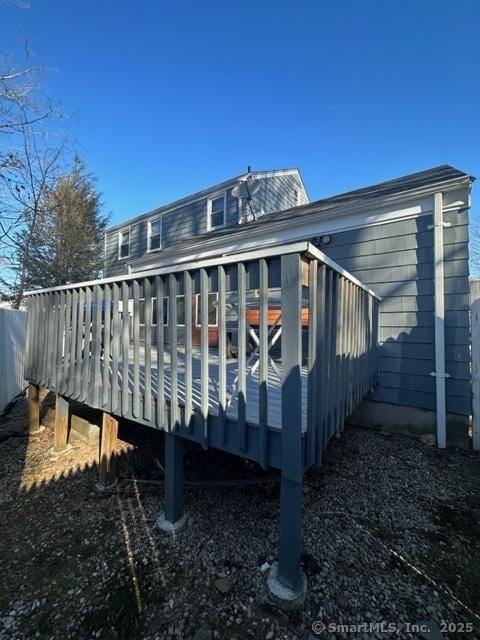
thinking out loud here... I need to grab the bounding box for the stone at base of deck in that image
[155,512,187,534]
[267,562,307,610]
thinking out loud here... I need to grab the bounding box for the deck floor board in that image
[103,347,308,431]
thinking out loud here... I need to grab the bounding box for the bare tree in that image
[0,126,66,306]
[0,42,67,304]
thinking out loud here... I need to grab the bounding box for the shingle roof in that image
[130,164,472,267]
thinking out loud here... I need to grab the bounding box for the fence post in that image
[471,279,480,450]
[267,253,307,609]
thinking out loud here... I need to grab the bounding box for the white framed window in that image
[139,296,184,327]
[118,228,130,259]
[207,192,227,230]
[195,292,219,327]
[147,216,162,252]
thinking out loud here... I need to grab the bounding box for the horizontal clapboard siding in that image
[321,194,471,416]
[105,173,307,277]
[247,173,308,218]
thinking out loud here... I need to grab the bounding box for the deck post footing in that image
[267,562,307,610]
[30,425,46,436]
[48,443,73,460]
[155,512,187,534]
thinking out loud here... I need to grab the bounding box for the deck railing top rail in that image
[24,240,381,300]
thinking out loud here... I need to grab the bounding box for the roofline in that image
[106,168,306,233]
[125,169,472,274]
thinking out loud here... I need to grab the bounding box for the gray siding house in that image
[103,164,473,440]
[24,163,474,601]
[105,169,309,278]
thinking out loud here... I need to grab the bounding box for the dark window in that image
[140,297,169,326]
[208,194,225,229]
[118,229,130,259]
[148,218,162,251]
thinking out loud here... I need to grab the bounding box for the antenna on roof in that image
[232,175,261,223]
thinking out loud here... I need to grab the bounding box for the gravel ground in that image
[0,395,479,640]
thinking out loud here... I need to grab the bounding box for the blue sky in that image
[1,0,479,228]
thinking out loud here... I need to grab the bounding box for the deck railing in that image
[24,241,380,470]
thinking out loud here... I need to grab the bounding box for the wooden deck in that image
[112,346,308,431]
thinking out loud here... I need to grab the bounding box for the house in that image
[103,164,473,442]
[104,168,309,278]
[23,163,473,607]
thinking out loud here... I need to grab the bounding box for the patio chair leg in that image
[49,395,73,459]
[28,383,44,435]
[156,433,186,534]
[267,474,307,609]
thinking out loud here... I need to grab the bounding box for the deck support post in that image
[96,412,119,490]
[267,253,307,609]
[49,394,73,458]
[156,433,186,534]
[28,383,44,435]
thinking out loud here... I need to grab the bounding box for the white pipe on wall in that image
[433,191,447,448]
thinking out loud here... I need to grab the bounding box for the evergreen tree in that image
[24,156,109,290]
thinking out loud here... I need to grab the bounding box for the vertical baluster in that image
[68,289,78,398]
[51,292,59,391]
[354,287,361,405]
[25,296,35,381]
[156,276,165,428]
[121,281,130,416]
[217,265,227,442]
[322,269,333,450]
[144,278,152,421]
[31,295,39,383]
[62,290,72,396]
[73,288,85,400]
[184,271,193,431]
[24,296,34,381]
[132,280,141,418]
[367,294,374,389]
[335,277,345,434]
[41,293,49,387]
[364,292,370,393]
[200,268,209,444]
[102,285,112,409]
[344,281,353,419]
[90,285,103,408]
[55,291,65,393]
[80,287,92,402]
[315,263,326,463]
[258,258,269,467]
[306,259,318,468]
[365,293,370,389]
[237,263,247,450]
[169,274,179,431]
[328,274,339,441]
[45,294,54,388]
[359,290,365,399]
[111,283,120,413]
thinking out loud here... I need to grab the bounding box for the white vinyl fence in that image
[0,308,27,413]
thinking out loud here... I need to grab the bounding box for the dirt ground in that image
[0,394,480,640]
